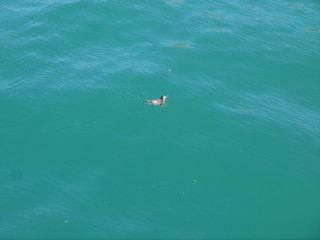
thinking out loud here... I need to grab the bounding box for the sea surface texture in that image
[1,0,319,239]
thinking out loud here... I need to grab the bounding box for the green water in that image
[1,0,320,239]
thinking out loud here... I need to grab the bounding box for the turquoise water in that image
[1,0,320,238]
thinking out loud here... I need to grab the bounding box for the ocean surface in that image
[1,0,320,239]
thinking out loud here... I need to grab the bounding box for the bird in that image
[145,95,169,109]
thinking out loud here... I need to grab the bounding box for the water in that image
[1,0,320,238]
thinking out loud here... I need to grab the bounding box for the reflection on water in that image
[200,13,225,18]
[81,64,92,69]
[305,29,320,32]
[171,43,187,46]
[209,29,226,32]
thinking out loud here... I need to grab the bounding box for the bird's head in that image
[160,95,169,101]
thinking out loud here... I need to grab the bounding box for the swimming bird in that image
[145,95,169,108]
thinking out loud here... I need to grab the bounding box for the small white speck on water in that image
[64,220,69,223]
[168,69,172,71]
[193,179,198,183]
